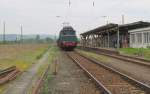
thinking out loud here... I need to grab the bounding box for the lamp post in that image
[101,16,110,48]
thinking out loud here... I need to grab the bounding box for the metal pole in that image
[108,31,109,48]
[117,25,120,49]
[93,1,95,7]
[122,15,125,24]
[69,0,71,7]
[3,21,6,44]
[20,25,23,43]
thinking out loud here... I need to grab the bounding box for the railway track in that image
[67,51,150,94]
[32,60,52,94]
[0,66,21,85]
[80,47,150,67]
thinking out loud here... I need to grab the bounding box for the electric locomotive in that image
[57,26,78,50]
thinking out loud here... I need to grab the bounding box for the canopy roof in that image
[81,21,150,36]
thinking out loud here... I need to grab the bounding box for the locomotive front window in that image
[63,31,75,35]
[63,32,66,35]
[62,36,78,41]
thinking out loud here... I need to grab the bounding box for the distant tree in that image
[45,37,53,43]
[36,35,40,40]
[35,35,41,43]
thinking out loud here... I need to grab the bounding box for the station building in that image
[80,21,150,48]
[129,27,150,48]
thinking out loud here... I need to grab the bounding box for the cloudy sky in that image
[0,0,150,35]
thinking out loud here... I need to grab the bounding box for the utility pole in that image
[93,1,95,7]
[107,31,110,48]
[69,0,71,7]
[102,16,110,48]
[20,25,23,43]
[3,21,6,44]
[101,16,108,24]
[55,33,57,42]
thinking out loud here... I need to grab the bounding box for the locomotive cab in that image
[57,26,78,50]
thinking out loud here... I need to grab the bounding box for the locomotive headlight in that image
[62,41,66,44]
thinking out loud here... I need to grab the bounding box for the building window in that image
[144,32,149,43]
[136,33,142,43]
[130,34,135,43]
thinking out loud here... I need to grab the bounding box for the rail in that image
[79,47,150,67]
[0,66,21,85]
[67,51,150,94]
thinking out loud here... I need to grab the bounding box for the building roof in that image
[81,23,118,36]
[129,26,150,33]
[81,21,150,36]
[119,21,150,30]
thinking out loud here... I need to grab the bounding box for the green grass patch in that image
[35,45,59,83]
[119,48,150,60]
[0,85,7,94]
[76,49,110,62]
[0,44,50,71]
[40,74,53,94]
[38,46,59,94]
[0,44,50,94]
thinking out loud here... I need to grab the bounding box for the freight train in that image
[57,26,78,51]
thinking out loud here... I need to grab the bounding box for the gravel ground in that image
[78,50,150,86]
[40,51,101,94]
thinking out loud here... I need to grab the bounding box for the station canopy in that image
[81,21,150,36]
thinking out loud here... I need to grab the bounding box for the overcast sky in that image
[0,0,150,35]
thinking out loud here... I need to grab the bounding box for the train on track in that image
[57,26,78,51]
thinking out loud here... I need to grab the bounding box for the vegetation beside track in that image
[0,43,50,94]
[34,45,59,94]
[119,48,150,60]
[0,43,50,71]
[76,49,110,63]
[37,45,59,77]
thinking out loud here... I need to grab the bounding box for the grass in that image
[76,49,110,62]
[119,48,150,60]
[37,45,59,77]
[0,43,49,71]
[0,85,6,94]
[27,45,59,94]
[77,47,150,62]
[38,46,59,94]
[0,43,50,94]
